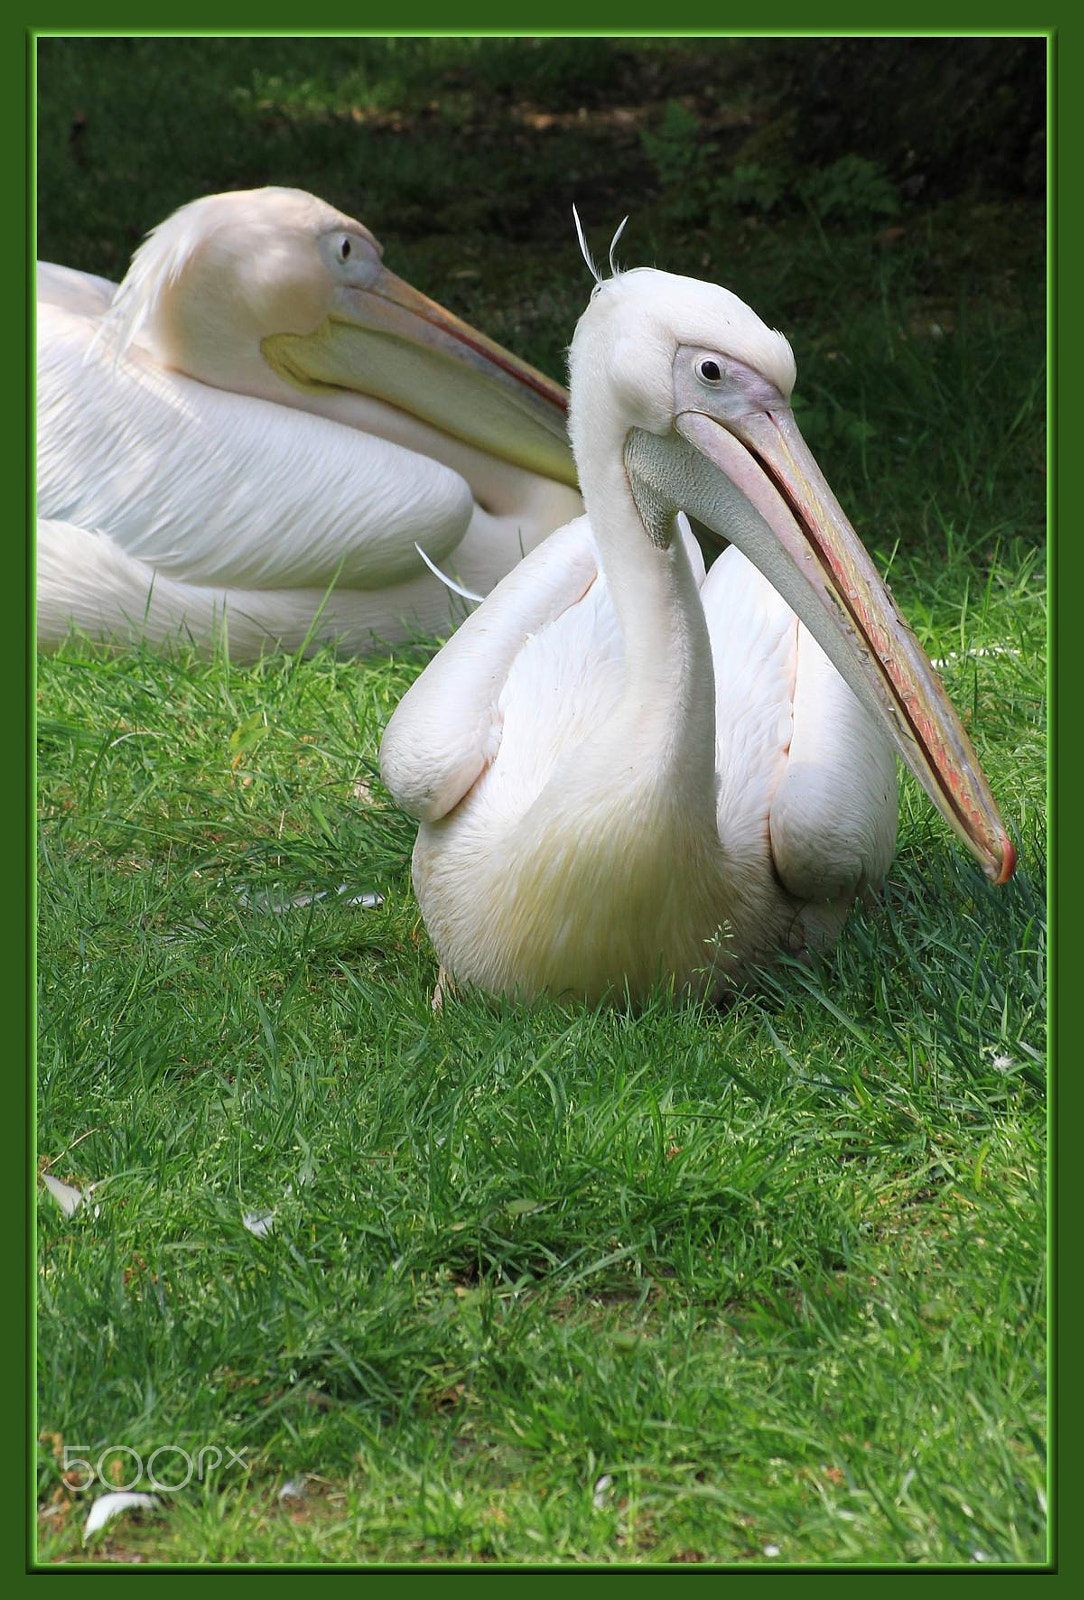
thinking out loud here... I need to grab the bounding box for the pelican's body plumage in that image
[380,264,1014,1003]
[37,188,582,656]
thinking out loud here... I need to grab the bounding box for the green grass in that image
[36,536,1046,1566]
[35,36,1046,1568]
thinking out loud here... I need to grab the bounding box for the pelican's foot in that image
[431,965,457,1011]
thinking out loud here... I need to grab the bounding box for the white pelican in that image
[379,261,1015,1004]
[37,187,583,656]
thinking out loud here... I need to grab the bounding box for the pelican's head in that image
[568,265,795,453]
[569,265,1015,887]
[99,186,576,485]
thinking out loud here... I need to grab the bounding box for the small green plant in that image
[642,105,899,228]
[639,100,721,223]
[798,155,901,220]
[641,106,789,222]
[713,161,789,214]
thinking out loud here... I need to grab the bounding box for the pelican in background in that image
[380,253,1015,1004]
[37,187,583,656]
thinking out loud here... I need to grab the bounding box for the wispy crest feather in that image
[571,205,603,287]
[572,207,630,293]
[607,216,628,277]
[87,202,206,365]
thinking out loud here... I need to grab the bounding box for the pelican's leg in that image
[431,965,456,1011]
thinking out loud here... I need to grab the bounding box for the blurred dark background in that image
[36,35,1046,557]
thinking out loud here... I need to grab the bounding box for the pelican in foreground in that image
[37,187,582,656]
[379,260,1015,1004]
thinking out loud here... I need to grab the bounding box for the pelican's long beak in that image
[262,264,577,487]
[673,407,1016,885]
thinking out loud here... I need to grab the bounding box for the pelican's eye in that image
[696,357,723,384]
[339,237,352,262]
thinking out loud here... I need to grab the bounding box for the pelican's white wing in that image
[703,545,896,938]
[381,515,706,828]
[37,261,117,317]
[38,303,476,595]
[38,517,494,659]
[769,621,897,903]
[380,518,601,822]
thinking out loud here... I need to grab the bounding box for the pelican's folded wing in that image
[703,545,896,915]
[36,517,485,659]
[37,302,476,593]
[768,622,897,903]
[380,518,598,823]
[37,261,118,317]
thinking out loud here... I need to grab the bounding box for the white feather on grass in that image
[930,644,1022,668]
[84,1492,160,1542]
[235,884,383,914]
[42,1173,85,1217]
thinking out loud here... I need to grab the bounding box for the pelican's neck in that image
[110,275,264,402]
[581,436,717,788]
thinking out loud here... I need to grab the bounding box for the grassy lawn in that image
[35,37,1047,1567]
